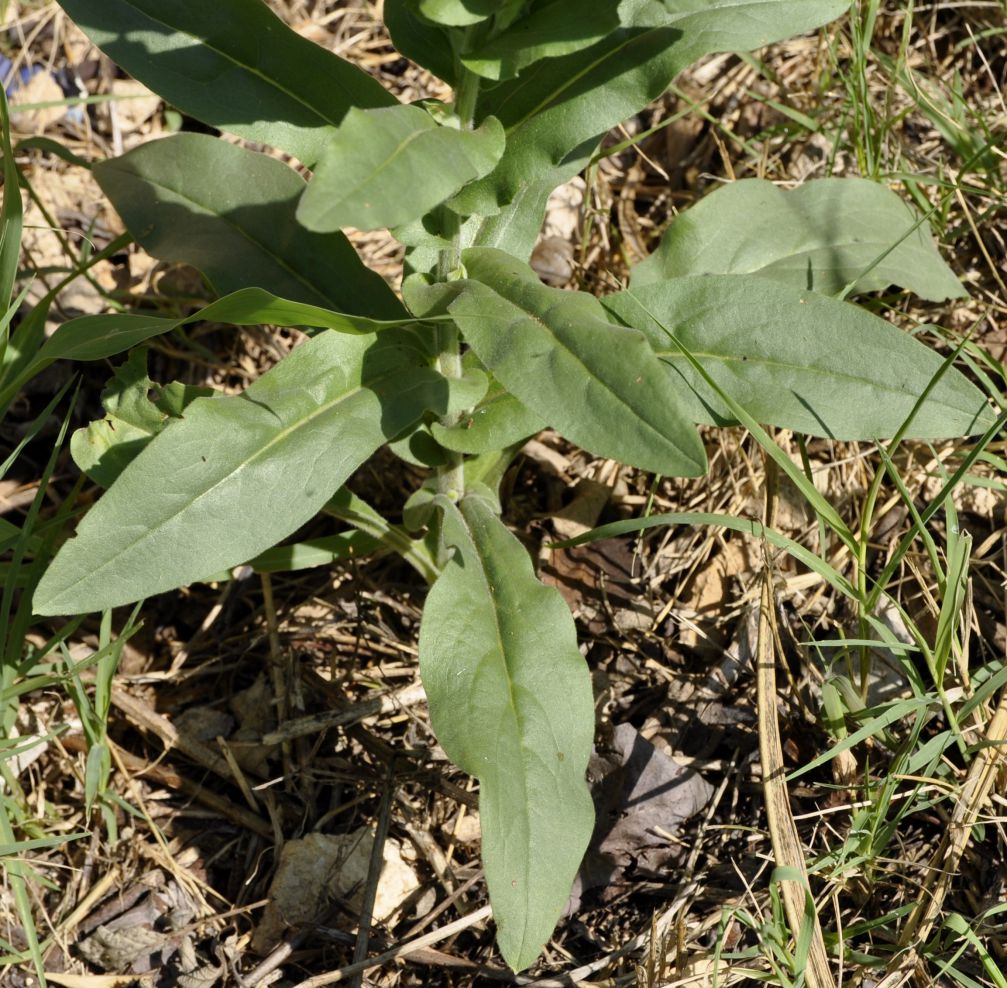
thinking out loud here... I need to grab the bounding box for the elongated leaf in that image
[456,0,847,221]
[449,248,706,475]
[26,287,413,397]
[419,494,593,971]
[632,178,965,300]
[56,0,394,165]
[461,0,622,81]
[0,89,22,317]
[94,134,406,319]
[298,106,504,232]
[249,530,380,573]
[33,331,446,615]
[602,277,994,439]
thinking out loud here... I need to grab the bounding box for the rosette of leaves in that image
[32,0,992,971]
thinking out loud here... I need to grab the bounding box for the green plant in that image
[28,0,995,972]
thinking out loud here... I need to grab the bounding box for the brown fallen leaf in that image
[570,722,713,908]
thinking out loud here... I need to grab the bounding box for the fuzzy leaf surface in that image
[56,0,394,165]
[94,134,405,319]
[298,106,504,232]
[431,390,546,454]
[457,0,847,223]
[34,331,445,614]
[602,277,994,439]
[419,494,594,971]
[632,178,965,300]
[448,248,706,475]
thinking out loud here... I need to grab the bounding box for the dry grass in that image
[1,2,1006,987]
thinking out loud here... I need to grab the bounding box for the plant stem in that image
[434,65,481,501]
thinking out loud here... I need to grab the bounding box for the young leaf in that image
[448,248,706,476]
[456,0,848,223]
[632,178,965,301]
[94,134,406,319]
[431,390,546,454]
[460,1,622,81]
[419,493,594,971]
[297,106,505,233]
[56,0,395,166]
[33,331,447,615]
[71,349,216,488]
[602,276,994,440]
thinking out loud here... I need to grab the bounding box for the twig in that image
[348,759,397,988]
[288,904,493,987]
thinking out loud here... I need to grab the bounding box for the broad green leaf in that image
[419,494,593,971]
[602,277,994,440]
[71,349,216,488]
[632,178,965,301]
[416,0,497,26]
[385,0,458,84]
[461,0,622,81]
[431,389,546,454]
[456,0,847,220]
[33,331,446,615]
[298,106,505,232]
[448,248,706,475]
[56,0,394,166]
[94,134,406,319]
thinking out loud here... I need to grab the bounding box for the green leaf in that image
[419,494,593,971]
[601,277,994,440]
[0,89,22,316]
[461,0,622,81]
[56,0,395,166]
[385,1,458,84]
[24,288,412,400]
[71,349,216,488]
[94,134,406,319]
[416,0,497,26]
[34,330,446,615]
[449,248,706,475]
[249,530,380,574]
[456,0,848,221]
[632,178,965,301]
[431,388,545,454]
[298,106,505,232]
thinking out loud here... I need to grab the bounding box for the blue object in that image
[0,54,45,96]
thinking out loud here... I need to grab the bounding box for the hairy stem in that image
[434,66,480,501]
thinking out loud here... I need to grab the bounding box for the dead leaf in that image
[570,722,713,908]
